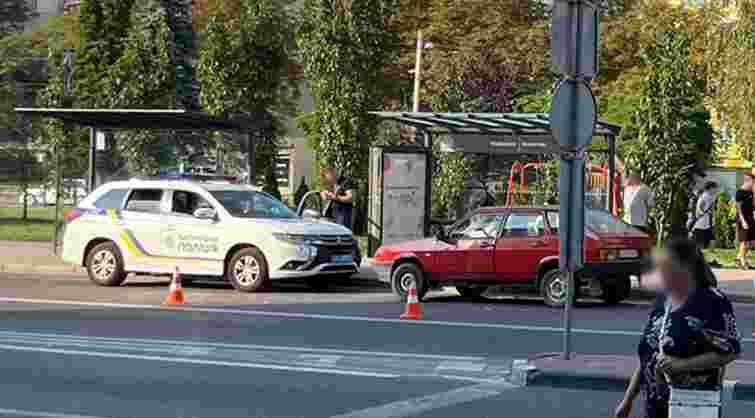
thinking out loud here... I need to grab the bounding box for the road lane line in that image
[0,330,487,361]
[0,343,399,379]
[0,408,110,418]
[1,297,753,343]
[330,380,519,418]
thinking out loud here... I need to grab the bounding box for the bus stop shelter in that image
[371,112,622,213]
[15,107,271,190]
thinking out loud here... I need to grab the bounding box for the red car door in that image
[495,210,556,281]
[439,211,503,280]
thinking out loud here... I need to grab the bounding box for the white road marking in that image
[0,330,487,361]
[0,408,110,418]
[435,361,486,373]
[0,343,399,379]
[1,297,753,343]
[330,380,519,418]
[0,331,505,383]
[298,354,343,366]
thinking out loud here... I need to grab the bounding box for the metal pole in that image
[88,127,97,192]
[53,145,61,255]
[563,270,574,357]
[423,130,433,237]
[412,30,423,112]
[247,131,256,186]
[608,134,616,214]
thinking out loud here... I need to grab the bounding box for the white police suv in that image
[60,179,360,292]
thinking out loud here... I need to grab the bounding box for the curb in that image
[514,357,755,403]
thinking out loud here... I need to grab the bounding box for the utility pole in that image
[55,49,74,255]
[412,0,425,113]
[412,28,423,113]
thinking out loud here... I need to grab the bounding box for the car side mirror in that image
[194,207,217,220]
[302,209,321,219]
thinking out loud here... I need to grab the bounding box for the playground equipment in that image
[504,160,620,216]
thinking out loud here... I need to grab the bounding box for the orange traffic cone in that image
[163,266,185,306]
[400,283,422,320]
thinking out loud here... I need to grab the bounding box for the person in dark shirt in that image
[735,172,755,269]
[320,166,355,229]
[615,238,740,418]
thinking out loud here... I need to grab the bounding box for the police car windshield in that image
[210,190,296,219]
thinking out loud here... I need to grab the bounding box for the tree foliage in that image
[298,0,400,179]
[198,0,298,198]
[396,0,550,111]
[622,4,714,242]
[105,0,177,174]
[704,0,755,158]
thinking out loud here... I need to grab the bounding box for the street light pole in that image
[412,28,423,113]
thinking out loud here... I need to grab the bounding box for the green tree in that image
[704,0,755,158]
[104,0,176,175]
[75,0,136,107]
[298,0,399,178]
[198,0,298,199]
[298,0,400,232]
[622,4,713,243]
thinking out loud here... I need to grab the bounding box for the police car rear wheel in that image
[227,247,269,292]
[86,242,126,287]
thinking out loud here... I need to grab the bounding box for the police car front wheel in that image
[227,247,269,292]
[85,242,127,287]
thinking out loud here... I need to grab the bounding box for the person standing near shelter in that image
[623,173,655,234]
[614,238,741,418]
[691,181,718,250]
[320,166,355,230]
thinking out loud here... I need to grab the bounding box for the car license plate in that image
[619,249,639,259]
[331,255,353,264]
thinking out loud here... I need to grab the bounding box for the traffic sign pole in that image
[550,0,599,360]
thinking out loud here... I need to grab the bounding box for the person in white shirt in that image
[691,181,718,249]
[623,174,655,234]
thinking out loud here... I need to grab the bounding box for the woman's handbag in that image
[660,303,723,418]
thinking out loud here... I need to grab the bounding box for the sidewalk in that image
[0,240,754,303]
[518,353,755,402]
[0,240,82,274]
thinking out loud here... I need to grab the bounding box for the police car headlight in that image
[295,244,317,259]
[273,233,315,244]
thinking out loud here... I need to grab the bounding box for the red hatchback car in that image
[371,206,654,306]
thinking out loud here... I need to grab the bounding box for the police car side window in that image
[125,189,163,213]
[171,191,211,216]
[94,189,129,210]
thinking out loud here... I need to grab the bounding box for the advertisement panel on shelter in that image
[381,152,427,246]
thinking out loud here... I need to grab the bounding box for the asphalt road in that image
[0,272,753,417]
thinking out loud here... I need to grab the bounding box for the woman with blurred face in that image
[615,238,741,418]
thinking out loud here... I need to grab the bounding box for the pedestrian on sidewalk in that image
[690,181,721,267]
[623,173,655,234]
[614,238,741,418]
[735,172,755,269]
